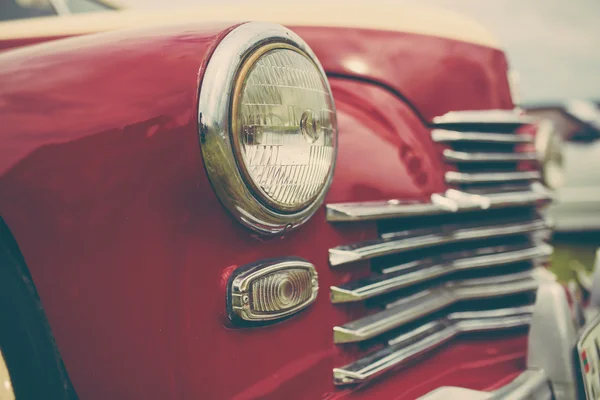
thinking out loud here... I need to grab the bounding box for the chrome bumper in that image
[419,271,578,400]
[420,370,552,400]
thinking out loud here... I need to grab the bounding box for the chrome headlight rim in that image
[198,22,337,235]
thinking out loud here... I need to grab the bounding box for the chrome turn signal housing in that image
[198,22,338,235]
[226,257,318,325]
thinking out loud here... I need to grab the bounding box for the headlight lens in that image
[233,46,336,212]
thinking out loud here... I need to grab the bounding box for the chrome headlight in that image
[198,23,337,235]
[535,120,565,189]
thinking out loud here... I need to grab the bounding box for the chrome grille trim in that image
[326,185,550,222]
[432,109,542,187]
[431,110,537,126]
[330,244,552,303]
[333,270,538,344]
[443,149,538,163]
[329,218,548,267]
[333,306,533,385]
[431,129,533,144]
[445,171,541,185]
[329,109,552,388]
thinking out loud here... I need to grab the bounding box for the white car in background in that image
[527,100,600,232]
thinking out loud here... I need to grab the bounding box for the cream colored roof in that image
[0,2,501,49]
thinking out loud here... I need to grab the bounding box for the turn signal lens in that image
[251,269,314,313]
[227,258,318,324]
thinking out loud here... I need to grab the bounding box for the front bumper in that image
[420,270,577,399]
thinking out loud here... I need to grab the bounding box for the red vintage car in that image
[0,3,588,399]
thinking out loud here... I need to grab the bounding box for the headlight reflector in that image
[233,46,336,212]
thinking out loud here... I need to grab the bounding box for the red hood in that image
[0,4,512,121]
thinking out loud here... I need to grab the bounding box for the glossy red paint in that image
[293,26,514,121]
[0,23,525,399]
[0,25,514,123]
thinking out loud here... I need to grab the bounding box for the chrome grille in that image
[432,110,540,188]
[327,110,552,387]
[333,306,534,386]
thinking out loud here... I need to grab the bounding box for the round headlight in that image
[232,45,336,212]
[198,23,337,234]
[535,120,565,189]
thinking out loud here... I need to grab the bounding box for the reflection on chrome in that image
[431,109,536,126]
[432,129,533,144]
[445,171,541,185]
[333,270,539,344]
[333,306,533,385]
[443,148,538,163]
[326,184,551,222]
[329,217,548,267]
[330,244,552,303]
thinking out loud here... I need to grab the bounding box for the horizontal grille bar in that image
[443,149,538,163]
[330,243,552,303]
[333,270,538,344]
[333,306,533,385]
[445,171,541,185]
[432,110,537,126]
[329,217,548,267]
[326,185,550,222]
[431,129,533,144]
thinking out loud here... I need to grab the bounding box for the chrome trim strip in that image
[333,270,538,344]
[443,149,538,163]
[333,306,533,385]
[432,110,537,126]
[445,171,541,184]
[419,370,552,400]
[327,200,439,222]
[329,218,548,267]
[431,129,533,144]
[326,185,550,222]
[330,244,552,303]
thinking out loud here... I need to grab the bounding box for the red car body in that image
[0,8,552,400]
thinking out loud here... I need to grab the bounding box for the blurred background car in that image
[526,100,600,281]
[527,100,600,234]
[0,0,117,21]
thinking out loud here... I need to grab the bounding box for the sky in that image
[123,0,600,104]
